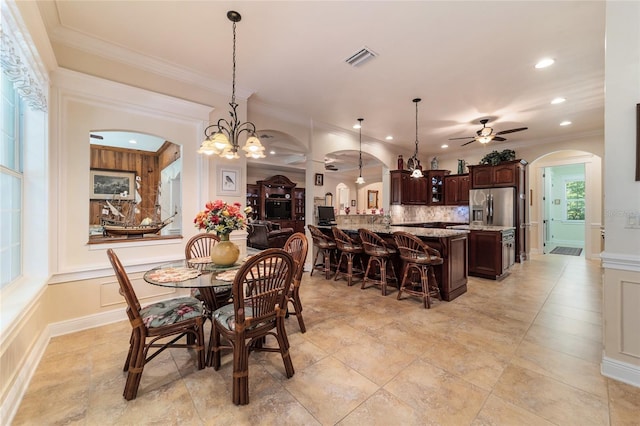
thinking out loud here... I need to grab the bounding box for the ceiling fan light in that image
[479,127,493,137]
[478,135,493,144]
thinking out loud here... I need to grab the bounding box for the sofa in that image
[247,220,294,249]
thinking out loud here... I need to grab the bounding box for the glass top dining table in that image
[143,248,262,310]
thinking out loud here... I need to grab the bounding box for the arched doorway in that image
[529,150,602,259]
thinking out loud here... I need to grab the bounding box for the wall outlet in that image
[626,213,640,229]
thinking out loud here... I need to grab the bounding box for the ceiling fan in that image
[449,119,528,146]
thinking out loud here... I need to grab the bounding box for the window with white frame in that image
[565,179,585,221]
[0,75,24,288]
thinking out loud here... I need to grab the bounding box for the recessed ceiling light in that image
[129,139,137,144]
[441,144,449,149]
[535,58,555,69]
[560,120,572,126]
[270,150,276,155]
[385,136,393,140]
[551,97,566,104]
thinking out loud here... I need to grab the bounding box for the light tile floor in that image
[13,254,640,425]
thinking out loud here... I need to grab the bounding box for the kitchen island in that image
[320,224,469,301]
[449,224,516,280]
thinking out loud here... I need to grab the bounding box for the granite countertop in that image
[448,224,516,232]
[329,224,469,238]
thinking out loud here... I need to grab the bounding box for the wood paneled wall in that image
[89,142,179,225]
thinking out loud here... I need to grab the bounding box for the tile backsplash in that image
[389,205,469,224]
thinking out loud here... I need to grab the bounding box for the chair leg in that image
[276,317,295,378]
[334,253,345,282]
[123,331,134,372]
[310,250,320,277]
[123,333,145,401]
[380,258,387,296]
[422,266,430,309]
[232,336,250,405]
[398,263,410,301]
[361,257,375,290]
[293,288,306,333]
[210,324,222,369]
[324,249,333,279]
[195,323,205,370]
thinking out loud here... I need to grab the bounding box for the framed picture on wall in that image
[351,200,356,207]
[217,166,242,196]
[90,169,136,200]
[315,173,324,186]
[367,190,379,209]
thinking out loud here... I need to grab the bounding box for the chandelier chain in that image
[231,20,237,105]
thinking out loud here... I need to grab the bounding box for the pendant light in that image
[198,11,265,159]
[408,98,424,178]
[355,118,365,184]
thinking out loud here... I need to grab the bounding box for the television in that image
[265,199,291,219]
[317,206,336,225]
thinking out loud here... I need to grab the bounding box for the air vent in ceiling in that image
[345,46,377,67]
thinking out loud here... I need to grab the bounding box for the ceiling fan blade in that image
[495,127,528,135]
[461,139,476,146]
[448,136,475,141]
[90,134,104,140]
[493,136,507,142]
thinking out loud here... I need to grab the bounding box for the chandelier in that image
[355,118,365,184]
[198,11,265,159]
[408,98,423,178]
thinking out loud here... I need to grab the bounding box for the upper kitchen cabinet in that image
[444,174,470,205]
[390,170,428,205]
[468,160,526,189]
[425,170,450,205]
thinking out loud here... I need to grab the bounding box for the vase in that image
[211,233,240,266]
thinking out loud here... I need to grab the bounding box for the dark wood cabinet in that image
[468,229,514,280]
[246,184,260,220]
[391,169,450,206]
[249,175,305,233]
[390,170,428,205]
[425,170,450,205]
[468,160,523,189]
[444,174,470,205]
[293,188,305,233]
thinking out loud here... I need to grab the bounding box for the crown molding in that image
[48,25,255,101]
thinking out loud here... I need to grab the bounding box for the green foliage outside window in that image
[565,180,585,220]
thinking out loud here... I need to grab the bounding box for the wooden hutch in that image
[247,175,305,233]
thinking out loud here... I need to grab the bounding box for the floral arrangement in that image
[194,200,250,237]
[344,207,350,215]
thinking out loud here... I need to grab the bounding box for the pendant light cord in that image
[231,20,237,105]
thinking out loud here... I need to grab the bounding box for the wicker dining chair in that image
[358,228,399,296]
[209,248,295,405]
[392,232,444,309]
[107,249,205,400]
[332,226,365,286]
[283,232,309,334]
[307,224,337,279]
[184,233,232,311]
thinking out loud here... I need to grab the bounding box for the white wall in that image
[601,1,640,388]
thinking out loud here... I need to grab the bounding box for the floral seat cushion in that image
[213,304,253,331]
[140,296,203,328]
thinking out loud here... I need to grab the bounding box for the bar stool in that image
[358,228,398,296]
[308,225,338,279]
[392,231,444,309]
[332,227,365,286]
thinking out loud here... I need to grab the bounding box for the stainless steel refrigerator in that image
[469,187,516,226]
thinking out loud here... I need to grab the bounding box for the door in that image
[542,164,586,254]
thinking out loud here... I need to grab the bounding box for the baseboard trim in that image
[601,356,640,388]
[2,308,127,424]
[1,327,50,426]
[48,307,126,337]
